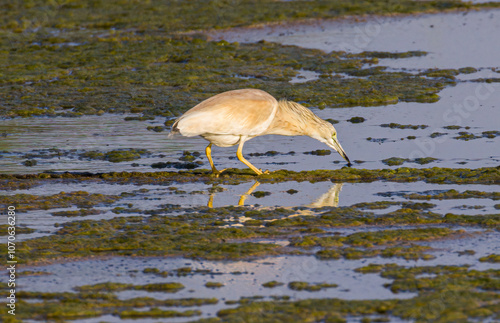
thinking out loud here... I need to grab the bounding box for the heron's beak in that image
[328,137,352,167]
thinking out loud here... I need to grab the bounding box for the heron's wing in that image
[174,89,278,137]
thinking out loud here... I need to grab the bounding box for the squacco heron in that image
[169,89,351,176]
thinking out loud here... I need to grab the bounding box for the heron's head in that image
[320,123,351,166]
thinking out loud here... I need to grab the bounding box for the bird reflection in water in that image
[307,183,343,208]
[207,181,261,208]
[206,182,343,208]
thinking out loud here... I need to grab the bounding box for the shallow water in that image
[18,229,500,322]
[209,9,500,70]
[2,11,500,174]
[1,80,499,174]
[3,179,499,243]
[2,8,500,323]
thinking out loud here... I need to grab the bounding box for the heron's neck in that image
[264,100,328,138]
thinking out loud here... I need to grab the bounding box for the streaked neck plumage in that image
[263,100,333,141]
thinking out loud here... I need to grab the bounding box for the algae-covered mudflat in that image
[1,1,500,322]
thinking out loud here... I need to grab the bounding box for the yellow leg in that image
[236,138,268,175]
[207,194,214,208]
[205,143,226,177]
[238,181,261,206]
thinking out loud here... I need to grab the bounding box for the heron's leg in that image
[207,194,215,208]
[238,181,260,206]
[205,143,226,176]
[236,139,264,175]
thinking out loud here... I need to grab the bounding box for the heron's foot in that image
[262,169,270,175]
[211,168,227,177]
[255,169,270,176]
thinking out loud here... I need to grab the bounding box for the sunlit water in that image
[1,8,500,323]
[2,11,500,174]
[1,81,499,174]
[209,9,500,69]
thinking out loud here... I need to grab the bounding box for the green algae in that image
[344,228,457,246]
[262,281,285,288]
[479,254,500,263]
[471,77,500,83]
[176,266,193,275]
[0,32,453,118]
[430,132,447,138]
[1,169,499,265]
[9,204,489,265]
[351,201,400,210]
[382,157,440,166]
[421,68,460,79]
[482,130,500,139]
[269,207,499,230]
[152,161,203,170]
[104,149,149,162]
[457,249,476,256]
[304,149,332,156]
[1,206,499,322]
[314,239,443,261]
[293,228,457,249]
[413,157,438,165]
[0,225,35,235]
[21,275,494,323]
[458,67,478,74]
[51,208,103,217]
[288,281,338,292]
[8,211,283,263]
[19,270,51,276]
[225,296,266,306]
[348,117,366,123]
[454,130,500,141]
[252,191,271,198]
[454,204,485,210]
[195,263,500,323]
[382,156,439,166]
[377,264,500,295]
[0,191,121,211]
[119,308,201,319]
[454,132,482,141]
[382,157,407,166]
[143,267,170,277]
[401,189,500,200]
[443,125,463,130]
[2,166,498,188]
[354,264,386,274]
[3,0,483,34]
[180,151,201,162]
[80,148,149,162]
[1,0,486,119]
[205,282,225,289]
[22,159,37,167]
[249,151,287,157]
[76,282,184,292]
[7,290,217,321]
[358,51,427,59]
[1,2,496,120]
[381,123,428,130]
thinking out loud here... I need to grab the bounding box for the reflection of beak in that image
[328,138,352,167]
